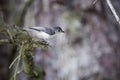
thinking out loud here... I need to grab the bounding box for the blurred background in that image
[0,0,120,80]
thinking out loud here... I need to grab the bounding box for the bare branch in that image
[93,0,98,5]
[106,0,120,25]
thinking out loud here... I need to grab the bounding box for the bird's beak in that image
[61,30,64,33]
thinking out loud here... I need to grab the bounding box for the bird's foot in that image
[41,39,49,45]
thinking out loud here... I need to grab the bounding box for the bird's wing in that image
[23,27,46,33]
[29,27,46,31]
[23,27,55,35]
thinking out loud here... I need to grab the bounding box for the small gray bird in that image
[23,26,64,44]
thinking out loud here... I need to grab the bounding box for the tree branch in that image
[15,0,34,27]
[0,39,10,44]
[106,0,120,25]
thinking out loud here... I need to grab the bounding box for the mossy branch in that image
[0,1,45,80]
[0,39,10,44]
[0,23,46,80]
[13,42,24,80]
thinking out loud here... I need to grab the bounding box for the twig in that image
[9,56,20,69]
[0,39,9,44]
[106,0,120,25]
[15,0,34,26]
[13,42,24,80]
[93,0,98,5]
[6,29,14,41]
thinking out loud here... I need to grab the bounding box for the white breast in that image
[24,27,51,40]
[37,32,50,40]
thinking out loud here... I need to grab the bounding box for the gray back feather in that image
[23,27,55,35]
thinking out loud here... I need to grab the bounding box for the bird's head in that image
[53,26,64,33]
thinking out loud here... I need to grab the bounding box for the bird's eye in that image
[58,29,61,32]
